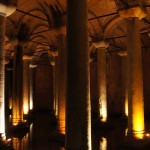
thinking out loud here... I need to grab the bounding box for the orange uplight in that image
[125,97,128,116]
[23,104,29,115]
[100,96,107,122]
[132,102,145,139]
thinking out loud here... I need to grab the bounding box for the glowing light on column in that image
[0,13,6,135]
[29,64,36,110]
[93,41,108,123]
[29,97,33,110]
[88,92,92,150]
[29,73,33,110]
[0,77,5,133]
[12,138,23,150]
[0,102,5,133]
[132,102,144,139]
[23,58,31,115]
[23,104,29,115]
[100,96,107,122]
[125,97,128,116]
[59,119,65,134]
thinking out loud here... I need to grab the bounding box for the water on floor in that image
[5,112,150,150]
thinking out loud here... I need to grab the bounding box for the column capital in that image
[117,50,128,57]
[50,60,55,66]
[23,55,33,60]
[119,6,147,20]
[48,50,58,57]
[5,59,10,65]
[93,41,109,49]
[29,64,37,68]
[0,1,16,17]
[9,38,19,47]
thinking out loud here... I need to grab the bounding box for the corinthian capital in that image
[0,0,17,16]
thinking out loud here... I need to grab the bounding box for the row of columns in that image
[24,2,146,150]
[119,6,146,139]
[0,1,16,135]
[0,1,148,150]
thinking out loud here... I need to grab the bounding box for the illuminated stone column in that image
[5,62,13,130]
[122,57,128,117]
[12,45,23,125]
[117,51,128,117]
[29,64,37,111]
[50,57,57,116]
[54,56,59,117]
[93,41,109,122]
[0,1,16,134]
[0,14,6,135]
[22,55,32,115]
[66,0,91,149]
[57,35,66,134]
[119,7,147,138]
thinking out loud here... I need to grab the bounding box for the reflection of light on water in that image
[10,124,33,150]
[146,133,150,137]
[100,137,107,150]
[12,138,23,150]
[29,123,33,143]
[12,134,29,150]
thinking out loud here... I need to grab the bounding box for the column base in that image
[127,130,145,139]
[58,120,65,134]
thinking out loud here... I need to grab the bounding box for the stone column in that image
[5,60,14,129]
[119,7,147,138]
[12,45,23,125]
[0,14,6,135]
[29,64,37,111]
[53,56,59,117]
[57,35,66,134]
[0,2,16,134]
[66,0,91,149]
[117,51,128,117]
[50,57,57,116]
[22,55,32,115]
[93,41,109,122]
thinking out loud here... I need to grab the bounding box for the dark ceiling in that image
[4,0,150,65]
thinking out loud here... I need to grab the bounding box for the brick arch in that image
[104,16,123,39]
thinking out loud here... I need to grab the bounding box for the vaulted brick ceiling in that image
[4,0,150,64]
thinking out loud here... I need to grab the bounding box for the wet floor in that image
[5,112,150,150]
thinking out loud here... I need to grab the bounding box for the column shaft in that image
[66,0,91,149]
[29,68,33,110]
[97,49,107,122]
[54,56,59,117]
[23,59,30,115]
[122,57,128,116]
[57,36,66,134]
[52,62,56,115]
[12,45,23,125]
[0,14,6,134]
[126,17,144,137]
